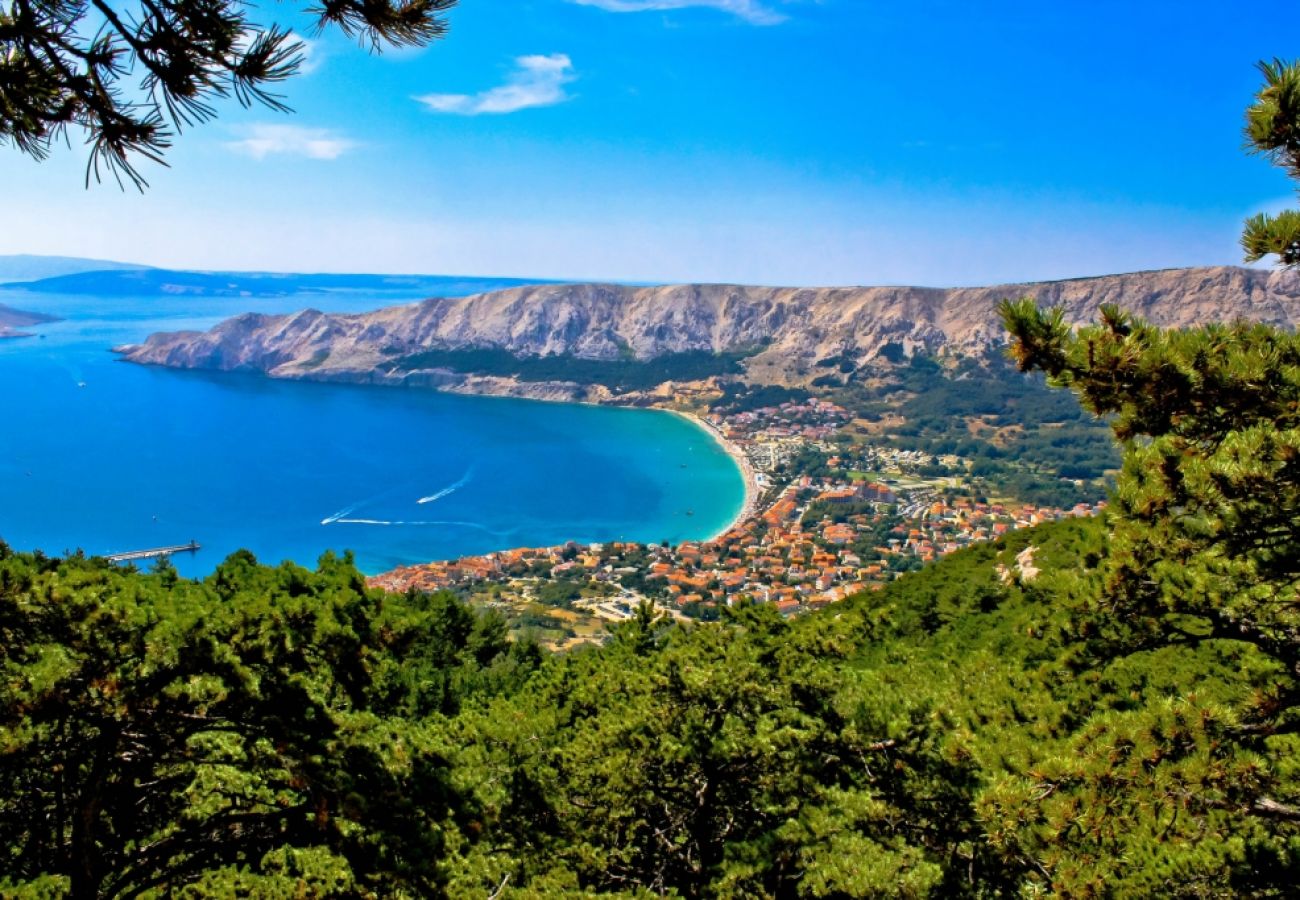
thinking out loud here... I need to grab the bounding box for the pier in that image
[104,541,201,564]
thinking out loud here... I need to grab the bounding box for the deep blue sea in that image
[0,277,744,577]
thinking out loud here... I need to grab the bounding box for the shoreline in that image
[117,356,762,566]
[366,405,761,589]
[660,407,760,543]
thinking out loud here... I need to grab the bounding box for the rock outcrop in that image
[116,266,1300,391]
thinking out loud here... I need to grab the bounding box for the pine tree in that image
[992,55,1300,894]
[1243,59,1300,265]
[0,548,531,897]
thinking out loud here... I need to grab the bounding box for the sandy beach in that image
[662,408,761,542]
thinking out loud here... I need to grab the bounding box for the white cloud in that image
[291,34,324,76]
[566,0,786,25]
[225,125,356,160]
[415,54,576,115]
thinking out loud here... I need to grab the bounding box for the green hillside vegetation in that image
[712,347,1119,509]
[7,503,1299,895]
[834,351,1120,507]
[386,347,752,393]
[0,548,543,898]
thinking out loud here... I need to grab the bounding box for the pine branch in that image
[0,0,457,187]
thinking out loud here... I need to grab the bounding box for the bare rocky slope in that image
[116,266,1300,399]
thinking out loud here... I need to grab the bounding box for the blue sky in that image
[0,0,1292,285]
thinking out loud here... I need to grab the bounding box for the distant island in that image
[0,302,58,339]
[4,267,559,300]
[0,253,149,283]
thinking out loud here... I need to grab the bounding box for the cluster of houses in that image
[706,399,851,473]
[708,397,851,443]
[369,468,1105,619]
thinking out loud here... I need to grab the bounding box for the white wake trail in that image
[417,467,475,505]
[331,518,508,536]
[321,504,360,526]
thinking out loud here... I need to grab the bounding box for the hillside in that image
[115,265,1300,400]
[4,513,1295,896]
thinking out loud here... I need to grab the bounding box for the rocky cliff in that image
[115,266,1300,395]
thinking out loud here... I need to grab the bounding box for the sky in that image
[1,0,1294,286]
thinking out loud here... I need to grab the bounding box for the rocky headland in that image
[0,303,59,339]
[115,266,1300,401]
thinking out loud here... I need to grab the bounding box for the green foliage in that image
[1243,59,1300,266]
[713,383,813,413]
[996,268,1300,889]
[446,602,990,897]
[1243,209,1300,266]
[801,497,879,526]
[388,347,753,393]
[1001,299,1300,678]
[0,548,536,898]
[535,579,583,608]
[7,503,1300,895]
[832,350,1118,506]
[844,514,1300,895]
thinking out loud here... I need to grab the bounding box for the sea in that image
[0,274,746,578]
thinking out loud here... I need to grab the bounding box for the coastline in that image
[118,351,762,560]
[367,403,764,596]
[660,407,760,543]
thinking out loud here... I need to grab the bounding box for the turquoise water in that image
[0,281,744,577]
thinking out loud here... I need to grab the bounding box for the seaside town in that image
[370,396,1107,647]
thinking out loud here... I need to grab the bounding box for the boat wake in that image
[320,504,360,526]
[321,483,405,525]
[322,469,484,529]
[417,467,474,505]
[332,517,508,536]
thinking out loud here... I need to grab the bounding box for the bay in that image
[0,278,745,577]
